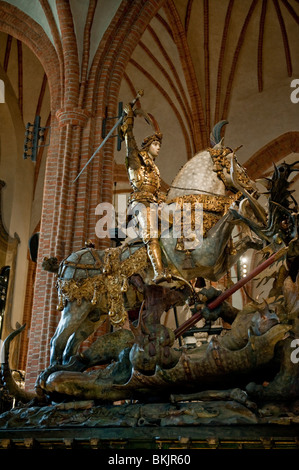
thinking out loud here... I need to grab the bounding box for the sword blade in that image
[72,114,123,184]
[72,89,144,184]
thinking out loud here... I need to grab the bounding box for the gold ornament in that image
[56,246,148,327]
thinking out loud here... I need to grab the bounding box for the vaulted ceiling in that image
[1,0,298,188]
[118,0,299,184]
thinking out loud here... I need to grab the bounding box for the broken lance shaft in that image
[174,245,288,339]
[73,89,144,183]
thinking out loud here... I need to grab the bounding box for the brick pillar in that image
[25,108,94,390]
[25,0,93,390]
[24,0,165,391]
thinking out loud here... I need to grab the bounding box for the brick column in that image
[25,0,94,389]
[24,0,165,391]
[25,109,93,389]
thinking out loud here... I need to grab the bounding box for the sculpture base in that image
[0,400,298,450]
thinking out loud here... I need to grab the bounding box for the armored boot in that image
[147,239,170,283]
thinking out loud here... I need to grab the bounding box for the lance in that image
[73,89,144,184]
[174,245,288,339]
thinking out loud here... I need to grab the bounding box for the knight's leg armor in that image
[147,239,168,283]
[132,202,170,283]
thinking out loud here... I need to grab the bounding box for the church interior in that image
[0,0,298,451]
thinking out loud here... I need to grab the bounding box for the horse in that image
[43,122,264,369]
[3,126,299,405]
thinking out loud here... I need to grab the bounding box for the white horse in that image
[45,122,264,365]
[160,122,263,281]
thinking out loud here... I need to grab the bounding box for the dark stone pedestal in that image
[0,400,298,450]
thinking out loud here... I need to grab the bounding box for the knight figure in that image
[120,102,170,284]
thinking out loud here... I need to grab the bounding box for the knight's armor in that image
[127,150,161,203]
[121,106,168,283]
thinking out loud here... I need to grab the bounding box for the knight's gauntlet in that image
[123,104,134,125]
[120,107,134,139]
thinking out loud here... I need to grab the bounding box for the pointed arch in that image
[245,131,299,178]
[0,2,61,110]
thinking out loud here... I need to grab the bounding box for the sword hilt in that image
[129,89,144,109]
